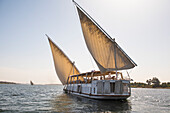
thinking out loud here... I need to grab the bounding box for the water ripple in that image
[0,85,169,112]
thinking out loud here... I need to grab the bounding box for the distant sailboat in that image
[47,1,137,99]
[30,81,34,85]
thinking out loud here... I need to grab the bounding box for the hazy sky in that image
[0,0,170,84]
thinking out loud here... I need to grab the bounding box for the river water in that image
[0,84,169,112]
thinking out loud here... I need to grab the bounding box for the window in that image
[110,83,115,93]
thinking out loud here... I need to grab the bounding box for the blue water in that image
[0,84,169,112]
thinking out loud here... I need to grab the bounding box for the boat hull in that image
[64,90,130,100]
[63,89,130,100]
[64,80,131,100]
[63,85,130,100]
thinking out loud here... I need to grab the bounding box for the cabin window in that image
[110,83,115,93]
[123,83,128,93]
[94,88,95,94]
[128,84,130,93]
[77,85,81,92]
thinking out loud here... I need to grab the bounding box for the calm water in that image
[0,84,169,113]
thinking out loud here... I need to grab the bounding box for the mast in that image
[114,42,118,79]
[73,61,75,75]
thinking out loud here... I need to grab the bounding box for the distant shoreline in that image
[0,81,62,85]
[131,82,170,89]
[1,81,169,89]
[0,81,17,84]
[131,87,170,89]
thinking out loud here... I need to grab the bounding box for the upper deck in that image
[66,71,131,84]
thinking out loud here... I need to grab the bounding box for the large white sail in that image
[47,35,80,85]
[74,3,137,72]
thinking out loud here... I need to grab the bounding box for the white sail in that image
[47,35,80,85]
[75,4,137,72]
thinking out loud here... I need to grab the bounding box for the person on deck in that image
[108,73,112,80]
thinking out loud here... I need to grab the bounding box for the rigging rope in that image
[89,54,95,70]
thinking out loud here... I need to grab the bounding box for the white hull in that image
[64,91,130,100]
[64,80,131,100]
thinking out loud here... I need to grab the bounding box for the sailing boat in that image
[47,1,137,99]
[30,81,34,85]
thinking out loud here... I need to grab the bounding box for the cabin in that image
[64,71,131,98]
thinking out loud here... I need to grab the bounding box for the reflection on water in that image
[0,85,170,112]
[51,93,131,112]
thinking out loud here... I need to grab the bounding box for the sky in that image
[0,0,170,84]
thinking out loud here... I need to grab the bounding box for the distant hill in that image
[0,81,17,84]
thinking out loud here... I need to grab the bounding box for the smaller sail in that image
[47,35,80,85]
